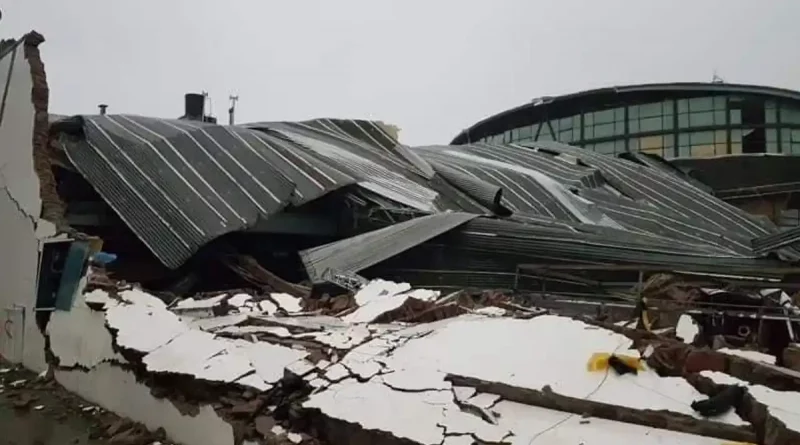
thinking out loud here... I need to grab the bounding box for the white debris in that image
[9,379,26,387]
[188,314,248,332]
[466,392,501,409]
[718,348,776,365]
[217,325,292,337]
[287,433,302,443]
[83,289,117,308]
[474,306,506,316]
[271,293,302,313]
[343,287,440,324]
[174,295,227,310]
[324,363,349,381]
[676,314,700,344]
[228,293,253,307]
[106,303,188,353]
[258,300,279,314]
[354,279,412,306]
[34,405,44,411]
[119,289,168,308]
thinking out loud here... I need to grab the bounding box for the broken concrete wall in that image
[0,34,55,372]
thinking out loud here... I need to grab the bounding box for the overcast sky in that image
[5,1,800,145]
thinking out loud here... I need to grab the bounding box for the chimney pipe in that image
[184,93,205,121]
[98,104,108,115]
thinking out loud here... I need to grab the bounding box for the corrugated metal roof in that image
[299,212,478,282]
[55,113,791,280]
[301,139,788,285]
[60,115,356,268]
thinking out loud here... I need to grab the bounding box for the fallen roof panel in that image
[300,212,479,283]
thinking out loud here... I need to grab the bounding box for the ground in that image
[0,359,164,445]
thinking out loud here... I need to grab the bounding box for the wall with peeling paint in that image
[0,40,50,372]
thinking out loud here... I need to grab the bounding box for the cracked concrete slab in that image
[33,273,800,445]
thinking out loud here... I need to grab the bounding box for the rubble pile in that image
[38,270,800,445]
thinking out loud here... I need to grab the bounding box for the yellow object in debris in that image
[586,353,644,372]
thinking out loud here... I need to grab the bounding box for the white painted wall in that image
[56,364,235,445]
[0,40,53,372]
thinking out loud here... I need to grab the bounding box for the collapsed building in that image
[2,31,800,445]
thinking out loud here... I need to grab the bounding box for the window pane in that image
[614,108,625,121]
[766,129,778,142]
[537,124,553,141]
[782,107,800,124]
[766,108,777,124]
[594,123,615,138]
[691,144,716,158]
[713,110,726,125]
[614,121,625,135]
[628,105,640,119]
[713,96,727,109]
[690,131,714,145]
[629,120,640,133]
[595,109,615,124]
[730,109,742,125]
[584,112,594,125]
[677,99,689,114]
[689,97,714,112]
[519,126,533,140]
[678,114,689,128]
[640,102,662,118]
[640,116,663,132]
[584,126,594,139]
[689,111,714,127]
[559,117,572,130]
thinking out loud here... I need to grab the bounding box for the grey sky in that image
[5,0,800,145]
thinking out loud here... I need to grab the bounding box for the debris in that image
[607,355,639,375]
[586,353,643,373]
[691,385,748,418]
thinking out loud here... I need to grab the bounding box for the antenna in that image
[228,95,239,126]
[201,90,213,119]
[711,70,725,84]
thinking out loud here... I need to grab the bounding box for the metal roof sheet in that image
[60,115,356,268]
[300,212,478,282]
[55,114,790,279]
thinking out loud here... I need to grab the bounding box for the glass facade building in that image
[451,83,800,160]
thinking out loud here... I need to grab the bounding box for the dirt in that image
[0,359,167,445]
